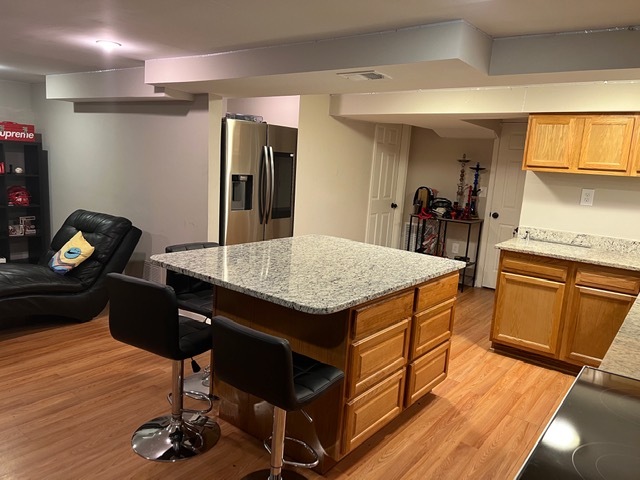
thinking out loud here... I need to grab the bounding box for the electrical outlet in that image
[580,188,595,206]
[451,242,460,255]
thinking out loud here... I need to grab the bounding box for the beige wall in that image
[295,95,376,241]
[403,127,495,254]
[520,171,640,240]
[403,128,495,215]
[31,84,210,263]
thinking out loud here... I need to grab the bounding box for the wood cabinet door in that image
[491,272,565,356]
[561,286,635,366]
[631,115,640,176]
[523,115,583,171]
[577,115,635,173]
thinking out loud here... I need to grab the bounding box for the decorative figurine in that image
[469,162,486,218]
[456,154,470,208]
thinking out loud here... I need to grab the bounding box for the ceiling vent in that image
[336,70,391,81]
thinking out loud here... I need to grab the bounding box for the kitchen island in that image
[151,234,464,471]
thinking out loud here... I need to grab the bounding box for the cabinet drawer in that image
[347,319,410,397]
[410,298,455,360]
[352,291,413,340]
[342,369,405,454]
[405,341,450,407]
[575,267,640,295]
[415,273,458,312]
[501,251,568,282]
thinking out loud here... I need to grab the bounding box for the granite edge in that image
[151,255,464,314]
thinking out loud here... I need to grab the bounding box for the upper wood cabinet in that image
[523,114,639,176]
[631,119,640,176]
[523,115,583,171]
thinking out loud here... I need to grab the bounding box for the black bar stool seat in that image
[212,316,344,480]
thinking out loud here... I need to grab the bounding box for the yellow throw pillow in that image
[49,231,95,275]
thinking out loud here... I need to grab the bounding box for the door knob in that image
[391,203,398,209]
[491,212,499,219]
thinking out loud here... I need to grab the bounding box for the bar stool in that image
[211,316,344,480]
[165,242,219,395]
[106,273,220,462]
[164,242,219,319]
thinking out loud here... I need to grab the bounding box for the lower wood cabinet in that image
[559,265,640,366]
[491,251,640,369]
[492,271,565,356]
[342,272,458,454]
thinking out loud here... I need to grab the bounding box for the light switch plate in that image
[580,188,595,206]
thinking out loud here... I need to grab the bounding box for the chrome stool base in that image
[131,414,220,462]
[241,469,309,480]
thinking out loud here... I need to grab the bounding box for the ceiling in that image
[2,0,640,136]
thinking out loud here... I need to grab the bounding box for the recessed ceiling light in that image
[95,40,122,51]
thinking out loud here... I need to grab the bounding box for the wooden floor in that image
[0,287,574,480]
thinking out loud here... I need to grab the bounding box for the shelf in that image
[8,234,41,240]
[407,214,483,291]
[0,139,50,264]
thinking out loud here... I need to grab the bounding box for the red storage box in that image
[0,121,36,142]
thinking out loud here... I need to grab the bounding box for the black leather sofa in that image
[0,209,141,325]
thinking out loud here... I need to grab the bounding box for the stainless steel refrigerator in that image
[219,118,297,245]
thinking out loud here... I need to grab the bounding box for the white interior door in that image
[366,124,408,247]
[481,123,528,288]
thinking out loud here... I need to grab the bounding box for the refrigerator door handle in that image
[259,146,269,224]
[265,146,275,224]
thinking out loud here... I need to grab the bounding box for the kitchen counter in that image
[495,237,640,272]
[496,233,640,381]
[151,234,465,314]
[600,300,640,380]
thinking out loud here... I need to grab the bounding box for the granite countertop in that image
[495,238,640,271]
[496,228,640,381]
[600,299,640,380]
[150,234,465,315]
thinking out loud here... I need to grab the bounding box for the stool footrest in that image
[167,390,213,415]
[264,435,320,469]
